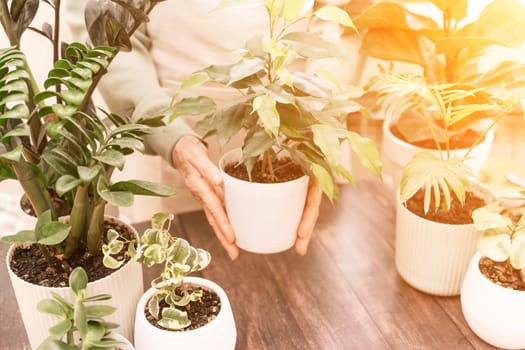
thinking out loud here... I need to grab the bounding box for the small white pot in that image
[219,149,309,254]
[461,253,525,349]
[382,120,494,193]
[395,184,493,296]
[6,216,144,349]
[134,277,236,350]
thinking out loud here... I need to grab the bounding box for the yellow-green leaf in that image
[283,0,310,22]
[346,131,382,179]
[311,124,342,166]
[253,94,280,137]
[478,233,511,262]
[312,163,334,200]
[314,6,356,32]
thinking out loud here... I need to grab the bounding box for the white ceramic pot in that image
[6,216,144,349]
[134,277,236,350]
[461,253,525,349]
[219,148,309,254]
[395,184,493,296]
[382,120,495,193]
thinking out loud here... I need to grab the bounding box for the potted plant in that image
[103,212,236,350]
[0,0,174,347]
[37,266,135,350]
[169,0,382,253]
[353,0,525,189]
[390,81,503,296]
[461,202,525,349]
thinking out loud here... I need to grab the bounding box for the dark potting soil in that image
[479,257,525,291]
[145,286,221,331]
[9,220,133,287]
[224,157,304,183]
[391,125,482,150]
[405,189,486,224]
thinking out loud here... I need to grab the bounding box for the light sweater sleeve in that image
[64,0,197,166]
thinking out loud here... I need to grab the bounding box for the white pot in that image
[395,184,493,296]
[461,253,525,349]
[6,216,144,350]
[134,277,236,350]
[382,120,494,193]
[219,149,309,254]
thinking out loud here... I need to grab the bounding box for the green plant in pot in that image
[104,212,236,349]
[389,80,506,296]
[37,266,134,350]
[0,0,175,347]
[353,0,525,187]
[461,201,525,348]
[169,0,382,254]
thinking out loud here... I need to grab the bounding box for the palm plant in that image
[0,0,174,263]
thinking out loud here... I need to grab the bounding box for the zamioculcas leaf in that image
[110,180,176,196]
[93,149,125,170]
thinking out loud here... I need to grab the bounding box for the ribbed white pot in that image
[134,277,236,350]
[6,216,143,350]
[382,120,494,193]
[461,253,525,349]
[395,184,493,296]
[219,149,309,254]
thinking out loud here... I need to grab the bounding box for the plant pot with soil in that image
[392,82,503,296]
[461,203,525,349]
[0,0,175,347]
[170,1,382,253]
[37,266,135,350]
[353,0,525,192]
[105,213,236,350]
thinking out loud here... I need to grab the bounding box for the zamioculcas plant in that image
[169,0,382,200]
[37,266,128,350]
[0,0,175,261]
[103,212,212,330]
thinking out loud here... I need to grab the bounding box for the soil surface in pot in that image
[9,220,133,287]
[225,157,304,183]
[479,257,525,291]
[145,286,221,331]
[405,189,486,224]
[391,124,482,150]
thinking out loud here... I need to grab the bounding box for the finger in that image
[185,172,236,245]
[203,207,239,260]
[186,147,223,186]
[295,180,323,256]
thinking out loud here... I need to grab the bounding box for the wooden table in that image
[0,179,498,349]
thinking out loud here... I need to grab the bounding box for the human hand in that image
[295,179,322,255]
[172,135,239,260]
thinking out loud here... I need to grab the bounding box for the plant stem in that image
[53,0,62,103]
[0,0,18,46]
[11,159,54,216]
[64,185,89,258]
[86,201,106,255]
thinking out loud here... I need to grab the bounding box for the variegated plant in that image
[168,0,382,200]
[103,212,211,330]
[472,205,525,280]
[0,1,175,263]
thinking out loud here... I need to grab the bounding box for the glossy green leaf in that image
[0,230,36,244]
[77,165,101,183]
[56,175,83,196]
[93,149,125,170]
[110,180,176,197]
[36,222,71,245]
[70,267,88,295]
